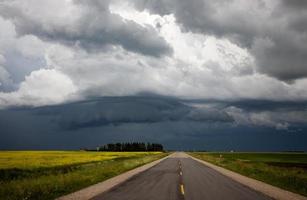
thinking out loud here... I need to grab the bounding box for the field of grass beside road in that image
[189,152,307,197]
[0,151,168,200]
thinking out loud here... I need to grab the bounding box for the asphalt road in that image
[91,152,271,200]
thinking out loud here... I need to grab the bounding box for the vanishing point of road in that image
[91,152,272,200]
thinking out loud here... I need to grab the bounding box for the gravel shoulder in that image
[56,154,171,200]
[189,154,307,200]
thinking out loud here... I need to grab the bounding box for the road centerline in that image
[178,159,185,198]
[180,184,185,195]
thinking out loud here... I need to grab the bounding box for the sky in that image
[0,0,307,151]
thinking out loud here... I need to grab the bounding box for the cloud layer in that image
[133,0,307,81]
[0,0,172,57]
[0,0,307,108]
[1,96,307,150]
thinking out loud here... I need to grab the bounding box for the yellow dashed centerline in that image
[178,160,184,196]
[180,184,185,195]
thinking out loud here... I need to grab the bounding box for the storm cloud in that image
[8,96,307,132]
[1,0,307,107]
[0,0,172,57]
[32,96,234,130]
[133,0,307,81]
[1,96,307,150]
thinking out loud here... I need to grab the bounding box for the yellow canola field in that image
[0,151,161,169]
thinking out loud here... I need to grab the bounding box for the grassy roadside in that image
[0,151,169,200]
[188,152,307,197]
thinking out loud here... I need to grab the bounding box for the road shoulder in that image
[56,153,171,200]
[189,154,307,200]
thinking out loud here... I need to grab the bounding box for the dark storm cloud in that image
[133,0,263,46]
[223,100,307,112]
[1,96,307,151]
[183,98,307,130]
[224,101,307,130]
[281,0,307,9]
[0,0,172,57]
[132,0,307,81]
[33,96,233,130]
[13,95,307,131]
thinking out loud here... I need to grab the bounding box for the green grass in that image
[189,152,307,197]
[0,151,168,200]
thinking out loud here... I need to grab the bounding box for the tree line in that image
[96,142,164,152]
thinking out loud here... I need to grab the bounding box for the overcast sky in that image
[0,0,307,150]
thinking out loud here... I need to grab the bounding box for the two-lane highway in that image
[91,152,271,200]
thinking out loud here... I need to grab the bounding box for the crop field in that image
[189,152,307,196]
[0,151,167,200]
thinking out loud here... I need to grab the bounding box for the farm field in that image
[189,152,307,197]
[0,151,168,200]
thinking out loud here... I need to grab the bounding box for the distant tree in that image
[115,143,122,151]
[146,142,153,151]
[95,142,163,152]
[107,143,115,151]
